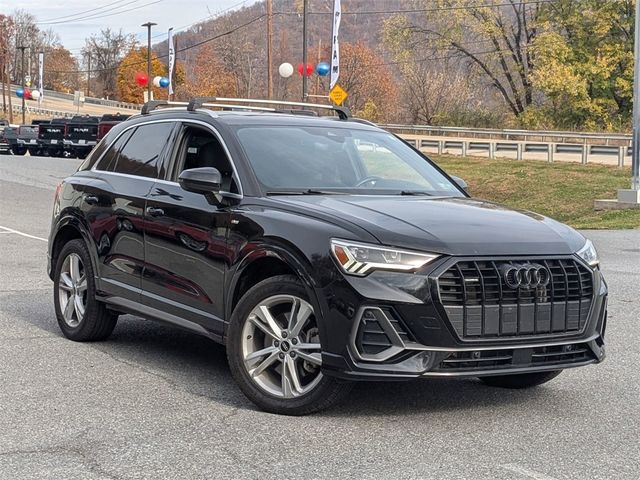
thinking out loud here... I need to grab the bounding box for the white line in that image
[501,464,559,480]
[0,226,47,242]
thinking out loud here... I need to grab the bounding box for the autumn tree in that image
[337,42,399,121]
[42,46,80,93]
[116,47,167,103]
[385,0,542,119]
[176,43,238,99]
[524,0,634,130]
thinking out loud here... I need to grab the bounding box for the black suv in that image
[48,98,607,415]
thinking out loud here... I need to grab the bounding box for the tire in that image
[13,147,27,156]
[53,239,117,342]
[227,274,353,415]
[478,370,562,389]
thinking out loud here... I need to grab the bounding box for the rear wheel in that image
[227,275,352,415]
[53,239,117,341]
[13,147,27,156]
[478,370,562,389]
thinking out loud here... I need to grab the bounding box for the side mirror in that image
[451,175,468,192]
[178,167,222,195]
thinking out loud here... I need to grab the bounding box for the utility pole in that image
[17,45,27,124]
[267,0,273,99]
[141,22,157,102]
[301,0,309,102]
[632,0,640,193]
[87,53,91,97]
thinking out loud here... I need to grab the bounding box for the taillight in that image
[54,182,62,201]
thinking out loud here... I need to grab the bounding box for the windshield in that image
[234,125,463,196]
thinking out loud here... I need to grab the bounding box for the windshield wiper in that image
[266,189,342,196]
[399,190,434,196]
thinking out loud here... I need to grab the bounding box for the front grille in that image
[437,258,593,340]
[434,342,595,372]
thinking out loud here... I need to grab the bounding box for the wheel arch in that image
[224,243,320,340]
[49,214,98,281]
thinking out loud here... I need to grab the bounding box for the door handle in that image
[83,195,99,205]
[146,207,165,217]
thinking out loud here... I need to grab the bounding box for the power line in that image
[37,0,164,26]
[36,0,139,23]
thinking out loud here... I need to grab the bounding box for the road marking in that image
[0,226,47,242]
[501,464,559,480]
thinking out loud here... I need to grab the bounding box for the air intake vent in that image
[353,307,413,361]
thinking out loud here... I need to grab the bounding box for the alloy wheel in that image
[241,295,323,399]
[58,253,88,328]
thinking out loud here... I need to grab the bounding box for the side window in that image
[96,129,134,172]
[172,125,239,193]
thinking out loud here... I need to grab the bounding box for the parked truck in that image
[64,115,100,159]
[38,118,70,157]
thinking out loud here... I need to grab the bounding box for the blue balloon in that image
[159,77,170,88]
[16,88,24,98]
[316,62,330,77]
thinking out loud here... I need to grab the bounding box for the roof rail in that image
[187,97,351,120]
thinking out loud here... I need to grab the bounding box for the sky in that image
[4,0,260,54]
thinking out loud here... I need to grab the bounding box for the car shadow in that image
[15,296,560,417]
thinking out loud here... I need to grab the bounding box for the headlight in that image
[576,239,599,267]
[331,239,439,276]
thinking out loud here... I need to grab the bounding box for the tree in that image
[116,47,167,103]
[524,0,634,130]
[0,14,14,121]
[336,42,399,121]
[83,29,136,99]
[176,43,238,99]
[385,0,542,118]
[43,46,80,93]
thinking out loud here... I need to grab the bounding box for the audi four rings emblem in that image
[500,263,550,289]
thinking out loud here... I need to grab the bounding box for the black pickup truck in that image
[0,122,12,155]
[97,113,130,141]
[39,118,70,157]
[63,115,100,159]
[15,120,49,156]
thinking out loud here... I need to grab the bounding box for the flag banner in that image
[330,0,341,89]
[168,28,175,96]
[38,51,44,102]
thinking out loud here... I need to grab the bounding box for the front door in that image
[141,122,238,336]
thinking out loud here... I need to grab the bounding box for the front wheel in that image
[227,275,352,415]
[478,370,562,389]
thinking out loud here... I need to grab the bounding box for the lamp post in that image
[141,22,157,102]
[17,45,27,124]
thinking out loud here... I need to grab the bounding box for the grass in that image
[431,155,640,229]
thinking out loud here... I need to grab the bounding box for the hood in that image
[269,195,585,256]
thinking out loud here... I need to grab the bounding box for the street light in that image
[141,22,157,102]
[17,45,28,124]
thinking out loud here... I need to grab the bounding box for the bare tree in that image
[82,29,136,98]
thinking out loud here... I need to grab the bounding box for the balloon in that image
[16,88,24,98]
[316,62,330,76]
[278,62,294,78]
[159,77,170,88]
[31,90,41,100]
[135,72,148,87]
[153,76,162,88]
[297,63,313,77]
[23,88,32,100]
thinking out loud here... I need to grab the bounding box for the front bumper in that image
[318,257,607,381]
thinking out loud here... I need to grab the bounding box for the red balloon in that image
[135,72,148,87]
[23,88,31,99]
[297,63,313,77]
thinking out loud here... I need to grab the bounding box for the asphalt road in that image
[0,155,638,480]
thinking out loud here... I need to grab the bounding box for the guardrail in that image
[9,84,140,111]
[402,137,630,167]
[383,124,632,146]
[9,104,74,119]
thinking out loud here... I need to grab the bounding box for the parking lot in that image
[0,155,638,480]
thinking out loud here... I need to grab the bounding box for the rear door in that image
[83,120,176,300]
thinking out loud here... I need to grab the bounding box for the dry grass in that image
[432,155,640,229]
